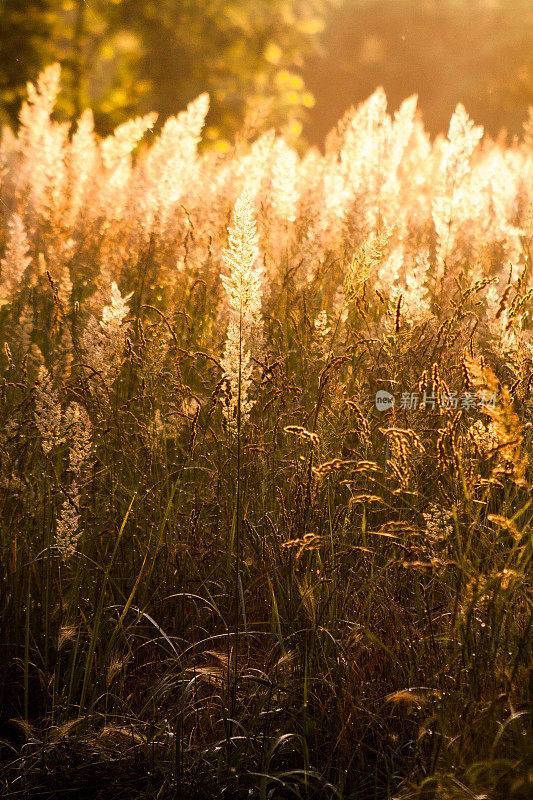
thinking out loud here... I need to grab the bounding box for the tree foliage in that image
[0,0,53,128]
[118,0,333,143]
[0,0,335,140]
[0,0,530,142]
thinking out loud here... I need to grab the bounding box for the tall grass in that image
[0,64,532,799]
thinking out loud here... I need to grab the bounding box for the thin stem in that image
[232,304,242,716]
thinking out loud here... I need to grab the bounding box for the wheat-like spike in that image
[343,228,394,310]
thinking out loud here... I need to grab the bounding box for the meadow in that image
[0,64,532,799]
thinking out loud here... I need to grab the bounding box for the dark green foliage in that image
[0,0,53,127]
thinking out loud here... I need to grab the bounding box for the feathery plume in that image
[441,104,483,188]
[69,109,99,224]
[220,188,263,432]
[270,138,299,223]
[0,215,32,308]
[220,319,255,433]
[54,484,81,561]
[18,63,68,217]
[100,113,157,220]
[81,282,132,388]
[63,403,93,475]
[343,228,393,309]
[101,113,158,171]
[34,366,64,454]
[143,93,209,232]
[221,188,262,327]
[312,310,331,360]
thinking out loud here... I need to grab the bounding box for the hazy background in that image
[0,0,531,145]
[304,0,533,142]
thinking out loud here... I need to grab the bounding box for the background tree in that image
[0,0,335,141]
[48,0,149,132]
[117,0,333,144]
[0,0,53,128]
[0,0,530,142]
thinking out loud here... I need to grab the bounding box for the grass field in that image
[0,64,532,799]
